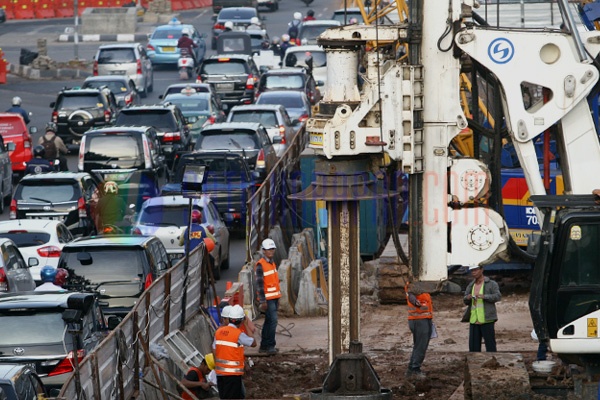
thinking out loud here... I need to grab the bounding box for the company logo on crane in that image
[488,38,514,64]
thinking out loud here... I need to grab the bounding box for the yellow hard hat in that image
[204,353,215,370]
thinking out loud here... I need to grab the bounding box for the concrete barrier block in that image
[302,228,317,260]
[239,265,258,320]
[277,260,296,316]
[291,233,311,269]
[182,312,216,356]
[269,225,287,263]
[294,259,328,316]
[81,7,137,35]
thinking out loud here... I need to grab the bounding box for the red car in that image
[0,113,34,178]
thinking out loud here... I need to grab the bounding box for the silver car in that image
[93,43,154,98]
[133,195,230,279]
[0,238,36,292]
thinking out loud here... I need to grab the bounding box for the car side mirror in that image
[27,257,39,267]
[316,80,325,87]
[259,65,269,74]
[251,171,261,180]
[272,136,283,144]
[5,142,16,152]
[29,126,38,135]
[107,315,122,330]
[117,100,126,108]
[146,33,151,40]
[49,102,55,108]
[291,118,299,125]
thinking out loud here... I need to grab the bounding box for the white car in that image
[282,45,328,91]
[0,219,74,284]
[132,195,230,279]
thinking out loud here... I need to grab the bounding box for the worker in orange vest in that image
[181,353,216,399]
[405,281,433,379]
[254,238,281,355]
[214,304,256,399]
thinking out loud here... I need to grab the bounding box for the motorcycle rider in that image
[97,181,127,231]
[280,34,294,61]
[303,9,315,21]
[38,122,69,171]
[24,145,54,175]
[177,28,198,66]
[270,36,282,57]
[247,16,262,31]
[288,12,303,44]
[6,96,30,125]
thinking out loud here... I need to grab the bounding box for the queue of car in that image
[0,7,340,396]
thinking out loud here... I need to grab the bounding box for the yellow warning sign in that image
[588,318,598,337]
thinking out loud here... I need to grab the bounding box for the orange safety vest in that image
[181,367,206,400]
[405,283,433,320]
[214,325,245,376]
[256,258,281,300]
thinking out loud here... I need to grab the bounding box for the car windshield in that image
[165,97,210,112]
[0,311,65,345]
[289,51,326,68]
[139,205,206,225]
[0,232,50,247]
[97,48,136,63]
[230,111,278,127]
[201,60,247,75]
[83,80,130,93]
[18,182,79,203]
[219,8,256,19]
[152,29,183,39]
[300,26,335,41]
[197,133,259,150]
[264,75,304,90]
[58,95,102,109]
[61,248,144,282]
[85,135,142,162]
[116,111,177,131]
[258,94,304,109]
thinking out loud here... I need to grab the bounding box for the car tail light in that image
[93,60,98,76]
[24,139,31,148]
[207,224,215,234]
[144,274,154,289]
[214,23,225,30]
[104,109,111,123]
[124,94,132,105]
[245,75,255,90]
[136,59,142,75]
[9,199,17,220]
[48,350,85,376]
[51,111,58,124]
[202,115,216,128]
[78,137,86,171]
[299,114,309,122]
[37,246,62,258]
[142,136,152,168]
[0,268,7,292]
[147,43,155,51]
[78,197,87,219]
[132,227,142,235]
[256,148,266,169]
[162,132,181,143]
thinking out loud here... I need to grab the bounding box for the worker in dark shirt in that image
[177,28,198,66]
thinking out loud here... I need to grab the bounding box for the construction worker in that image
[214,304,256,399]
[405,281,433,379]
[254,238,281,355]
[181,353,216,399]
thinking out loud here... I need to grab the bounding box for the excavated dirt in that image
[243,288,573,399]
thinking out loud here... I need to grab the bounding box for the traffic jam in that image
[0,2,350,396]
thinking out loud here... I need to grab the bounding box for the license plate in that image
[217,83,234,91]
[163,46,176,52]
[110,70,126,75]
[103,173,127,181]
[309,133,323,146]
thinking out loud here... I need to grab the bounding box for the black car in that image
[114,104,192,169]
[49,87,119,145]
[0,292,111,389]
[211,7,262,50]
[194,122,278,181]
[199,54,260,109]
[10,172,100,236]
[59,235,171,316]
[256,67,320,105]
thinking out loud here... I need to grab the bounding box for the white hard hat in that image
[468,265,482,270]
[262,238,276,250]
[250,17,259,25]
[229,304,245,320]
[12,96,22,106]
[294,12,302,20]
[224,21,234,29]
[221,305,232,318]
[281,34,290,42]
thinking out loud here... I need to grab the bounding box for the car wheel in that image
[212,262,221,281]
[221,250,230,270]
[3,185,11,208]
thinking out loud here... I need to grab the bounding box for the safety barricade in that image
[34,0,56,18]
[77,0,91,15]
[170,0,184,10]
[191,0,202,8]
[55,0,74,17]
[13,0,35,19]
[0,1,14,19]
[0,48,7,85]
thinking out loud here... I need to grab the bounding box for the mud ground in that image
[243,288,574,399]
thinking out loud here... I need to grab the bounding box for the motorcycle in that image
[178,48,195,80]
